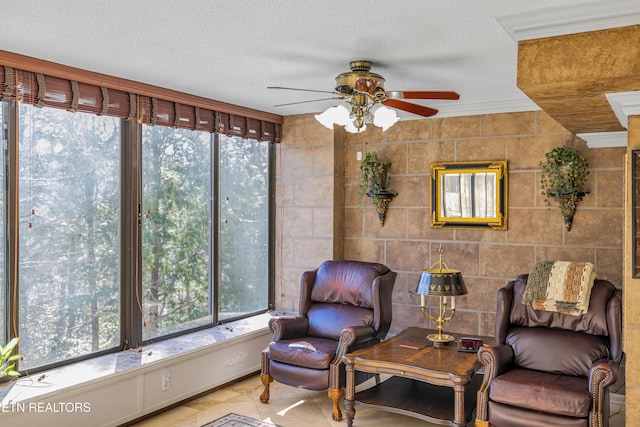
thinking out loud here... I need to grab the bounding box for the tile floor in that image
[128,374,626,427]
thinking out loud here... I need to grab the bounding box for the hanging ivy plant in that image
[358,151,397,226]
[540,145,589,207]
[359,151,394,209]
[540,145,589,231]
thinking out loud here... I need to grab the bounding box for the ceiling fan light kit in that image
[270,60,459,133]
[315,102,398,133]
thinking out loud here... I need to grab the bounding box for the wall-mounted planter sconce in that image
[359,151,397,226]
[549,191,589,231]
[366,190,397,226]
[540,145,589,232]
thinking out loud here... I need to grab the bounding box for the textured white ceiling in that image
[0,0,608,119]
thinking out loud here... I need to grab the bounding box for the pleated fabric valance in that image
[0,59,281,143]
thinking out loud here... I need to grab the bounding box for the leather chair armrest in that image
[589,358,618,393]
[268,316,309,341]
[476,344,514,424]
[478,344,514,379]
[588,358,619,425]
[340,326,376,347]
[332,326,376,362]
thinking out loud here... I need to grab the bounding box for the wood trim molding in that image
[0,49,283,124]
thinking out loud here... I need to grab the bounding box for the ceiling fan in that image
[268,60,459,132]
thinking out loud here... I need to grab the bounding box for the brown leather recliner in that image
[476,274,622,427]
[259,260,397,421]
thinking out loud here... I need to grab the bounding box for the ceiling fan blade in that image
[273,97,343,107]
[385,91,460,100]
[268,86,339,95]
[382,99,439,117]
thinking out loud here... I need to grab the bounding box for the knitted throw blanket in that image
[522,261,597,315]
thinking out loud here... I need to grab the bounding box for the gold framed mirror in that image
[431,161,508,230]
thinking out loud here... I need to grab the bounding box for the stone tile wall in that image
[625,115,640,422]
[276,110,625,337]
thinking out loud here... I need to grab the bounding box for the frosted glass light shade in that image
[372,104,399,131]
[314,104,351,129]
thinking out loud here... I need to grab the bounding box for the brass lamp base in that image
[427,333,455,344]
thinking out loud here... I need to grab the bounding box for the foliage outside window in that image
[0,100,273,372]
[218,135,270,320]
[141,126,213,340]
[18,105,121,367]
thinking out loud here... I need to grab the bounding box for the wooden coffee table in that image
[343,327,492,427]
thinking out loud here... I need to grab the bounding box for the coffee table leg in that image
[344,362,356,427]
[453,383,465,426]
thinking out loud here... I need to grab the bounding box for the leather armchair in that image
[476,274,622,427]
[259,260,397,421]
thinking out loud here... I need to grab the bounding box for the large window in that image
[141,125,213,340]
[18,105,121,367]
[0,57,277,372]
[4,107,273,370]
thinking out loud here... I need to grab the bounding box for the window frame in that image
[0,51,280,370]
[1,100,275,372]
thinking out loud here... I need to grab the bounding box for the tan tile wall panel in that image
[627,385,640,425]
[596,248,623,286]
[446,310,482,336]
[275,111,624,339]
[407,140,455,174]
[535,246,595,265]
[279,145,314,176]
[455,138,507,162]
[455,229,507,244]
[508,171,537,207]
[342,238,385,264]
[596,170,624,208]
[363,207,406,239]
[274,117,340,313]
[390,175,429,207]
[507,134,565,170]
[506,208,564,245]
[312,207,335,238]
[625,115,640,418]
[431,115,481,139]
[480,245,535,279]
[481,112,536,136]
[392,272,410,305]
[385,119,431,142]
[535,110,570,134]
[564,209,623,248]
[479,312,497,337]
[313,145,335,175]
[406,208,455,240]
[293,115,334,146]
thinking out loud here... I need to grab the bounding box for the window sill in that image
[0,312,272,405]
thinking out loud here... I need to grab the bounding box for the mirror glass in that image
[431,161,507,229]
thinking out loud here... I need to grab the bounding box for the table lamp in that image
[416,246,467,344]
